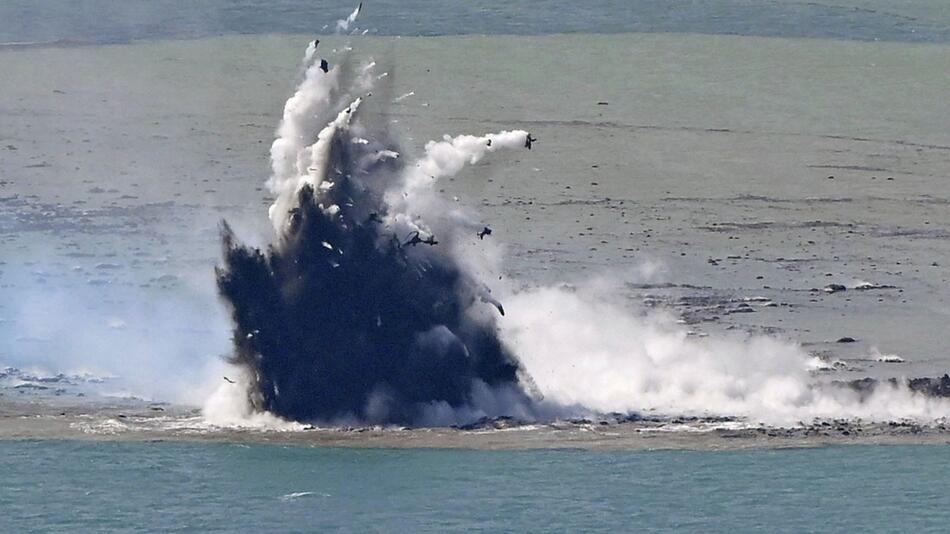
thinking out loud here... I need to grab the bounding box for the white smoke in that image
[383,130,529,246]
[498,281,950,426]
[203,367,307,430]
[267,56,342,228]
[391,131,528,209]
[269,97,362,230]
[303,39,318,65]
[336,2,363,33]
[264,37,529,242]
[3,280,230,406]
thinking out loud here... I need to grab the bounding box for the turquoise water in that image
[2,441,948,532]
[2,0,948,44]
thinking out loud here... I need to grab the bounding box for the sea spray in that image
[499,280,950,426]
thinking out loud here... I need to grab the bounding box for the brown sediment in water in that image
[2,398,948,451]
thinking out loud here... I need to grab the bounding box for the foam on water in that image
[500,281,950,426]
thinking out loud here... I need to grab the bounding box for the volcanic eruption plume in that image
[215,36,536,425]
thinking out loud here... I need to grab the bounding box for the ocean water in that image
[1,441,949,532]
[2,0,949,44]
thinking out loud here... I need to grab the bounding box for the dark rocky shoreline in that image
[839,374,950,400]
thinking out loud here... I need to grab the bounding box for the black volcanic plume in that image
[215,49,534,425]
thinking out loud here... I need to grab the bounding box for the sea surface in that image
[2,440,949,532]
[1,1,949,529]
[2,0,950,44]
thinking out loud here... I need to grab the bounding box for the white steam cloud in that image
[499,282,950,426]
[336,2,363,33]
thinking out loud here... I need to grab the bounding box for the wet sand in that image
[2,397,948,450]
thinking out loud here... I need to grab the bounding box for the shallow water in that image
[2,0,949,44]
[1,32,947,401]
[1,440,948,532]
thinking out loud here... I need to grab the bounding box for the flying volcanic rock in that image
[215,34,534,425]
